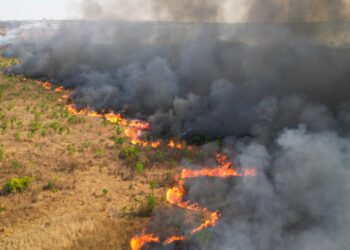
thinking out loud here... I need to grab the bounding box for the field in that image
[0,55,187,250]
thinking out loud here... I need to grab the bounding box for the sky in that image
[0,0,247,22]
[0,0,75,20]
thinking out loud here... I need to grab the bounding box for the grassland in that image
[0,55,187,250]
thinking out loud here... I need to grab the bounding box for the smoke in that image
[214,127,350,250]
[78,0,350,22]
[248,0,350,22]
[79,0,224,22]
[3,0,350,249]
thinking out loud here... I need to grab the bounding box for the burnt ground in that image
[0,59,185,249]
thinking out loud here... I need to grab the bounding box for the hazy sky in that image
[0,0,247,22]
[0,0,75,20]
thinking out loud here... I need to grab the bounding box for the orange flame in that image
[37,81,256,250]
[38,81,182,150]
[130,234,160,250]
[55,86,64,92]
[131,154,256,250]
[168,139,184,149]
[164,236,186,245]
[42,81,52,90]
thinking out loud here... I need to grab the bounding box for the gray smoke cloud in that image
[3,0,350,249]
[79,0,350,22]
[248,0,350,22]
[80,0,224,22]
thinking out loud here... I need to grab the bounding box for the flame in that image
[36,81,256,249]
[164,236,186,245]
[42,81,52,90]
[38,81,184,150]
[131,154,256,250]
[66,104,103,118]
[168,139,184,149]
[55,86,64,92]
[130,234,160,250]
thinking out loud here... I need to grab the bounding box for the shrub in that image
[115,126,123,135]
[95,148,105,158]
[111,136,125,146]
[28,119,41,135]
[14,132,21,141]
[43,178,58,192]
[67,144,76,155]
[1,119,8,133]
[119,146,140,164]
[67,115,84,125]
[152,150,165,162]
[141,194,156,217]
[0,145,3,161]
[3,176,31,194]
[102,189,108,196]
[0,204,4,214]
[136,161,144,175]
[149,181,158,191]
[10,160,22,170]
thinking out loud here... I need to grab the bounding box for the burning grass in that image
[0,55,256,250]
[0,58,179,249]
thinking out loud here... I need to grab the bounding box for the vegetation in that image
[136,193,156,217]
[0,144,3,162]
[2,176,31,194]
[119,145,140,166]
[102,189,108,196]
[0,59,178,248]
[10,160,22,170]
[0,203,5,214]
[67,144,76,155]
[43,178,58,192]
[0,57,18,68]
[136,161,144,175]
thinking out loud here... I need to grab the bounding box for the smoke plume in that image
[3,0,350,249]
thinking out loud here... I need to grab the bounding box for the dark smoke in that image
[3,0,350,249]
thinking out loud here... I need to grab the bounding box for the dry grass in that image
[0,61,178,249]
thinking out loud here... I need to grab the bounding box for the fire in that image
[168,139,184,149]
[55,86,64,92]
[42,81,52,90]
[37,80,256,249]
[66,104,103,118]
[131,154,256,250]
[164,236,186,245]
[38,81,186,150]
[130,234,160,250]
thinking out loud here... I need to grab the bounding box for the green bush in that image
[120,146,140,163]
[10,160,22,170]
[102,189,108,196]
[1,119,8,133]
[111,136,125,146]
[14,132,21,141]
[149,180,158,191]
[0,204,5,214]
[0,145,3,161]
[67,115,84,125]
[28,119,41,135]
[44,178,58,192]
[136,193,157,217]
[136,161,144,175]
[3,177,31,194]
[115,126,123,135]
[67,144,76,155]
